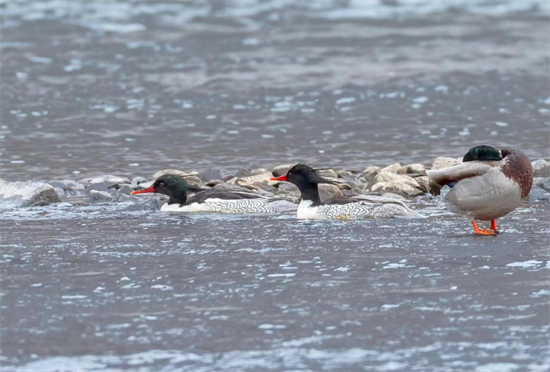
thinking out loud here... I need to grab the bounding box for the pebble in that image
[532,159,550,178]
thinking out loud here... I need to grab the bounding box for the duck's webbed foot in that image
[471,220,497,236]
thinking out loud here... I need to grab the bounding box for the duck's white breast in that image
[297,200,321,219]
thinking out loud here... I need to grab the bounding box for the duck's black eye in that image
[158,182,165,188]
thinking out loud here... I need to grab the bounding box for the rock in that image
[431,157,461,170]
[204,179,225,187]
[234,172,273,188]
[532,159,550,178]
[213,183,255,194]
[528,187,550,202]
[415,176,430,192]
[318,169,339,179]
[319,184,343,201]
[48,180,83,192]
[371,171,424,197]
[197,168,223,182]
[404,163,426,174]
[88,190,113,202]
[380,162,403,174]
[53,187,65,198]
[541,178,550,192]
[234,167,252,178]
[251,168,269,176]
[381,192,406,200]
[84,175,131,192]
[132,176,148,186]
[271,164,296,177]
[153,169,196,179]
[0,179,60,208]
[372,181,423,197]
[277,182,298,194]
[358,166,381,190]
[118,184,133,195]
[337,170,357,183]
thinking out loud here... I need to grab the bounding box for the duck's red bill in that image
[130,186,156,195]
[270,175,287,181]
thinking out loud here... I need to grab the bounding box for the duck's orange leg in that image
[471,220,497,236]
[491,220,497,231]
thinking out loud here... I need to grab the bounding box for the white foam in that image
[505,260,543,268]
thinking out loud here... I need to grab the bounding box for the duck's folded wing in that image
[426,162,493,186]
[323,195,410,208]
[187,190,260,204]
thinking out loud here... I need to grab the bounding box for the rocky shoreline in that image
[1,158,550,209]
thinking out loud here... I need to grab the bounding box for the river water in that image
[1,1,550,371]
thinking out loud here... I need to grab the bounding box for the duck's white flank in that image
[160,198,296,214]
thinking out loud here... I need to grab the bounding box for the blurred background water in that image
[1,1,550,372]
[1,0,549,180]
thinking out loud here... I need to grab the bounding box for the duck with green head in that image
[426,145,533,235]
[131,174,296,214]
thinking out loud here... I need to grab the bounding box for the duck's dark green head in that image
[463,145,503,162]
[131,174,201,205]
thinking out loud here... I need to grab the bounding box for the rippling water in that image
[2,0,549,180]
[1,1,550,371]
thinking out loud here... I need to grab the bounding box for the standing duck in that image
[270,164,416,220]
[131,174,296,214]
[426,145,533,235]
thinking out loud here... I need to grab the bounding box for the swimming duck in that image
[426,145,533,235]
[131,174,296,214]
[270,164,416,220]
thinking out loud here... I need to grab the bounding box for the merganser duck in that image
[131,174,296,214]
[426,145,533,235]
[270,164,416,220]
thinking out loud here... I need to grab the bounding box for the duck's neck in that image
[297,182,321,205]
[167,189,188,205]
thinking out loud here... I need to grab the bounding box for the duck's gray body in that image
[427,149,533,221]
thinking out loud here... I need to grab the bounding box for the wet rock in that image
[84,175,131,192]
[234,172,273,188]
[197,168,223,183]
[118,184,133,195]
[53,187,65,198]
[272,164,296,177]
[132,176,148,186]
[357,166,381,189]
[318,169,339,179]
[528,187,550,202]
[431,157,461,170]
[88,190,113,202]
[48,180,84,192]
[213,183,255,194]
[255,184,278,196]
[234,167,252,178]
[276,182,298,194]
[541,178,550,192]
[153,169,192,178]
[0,179,60,208]
[381,192,406,200]
[380,162,404,174]
[532,159,550,178]
[415,176,430,193]
[404,163,426,174]
[337,170,357,183]
[319,184,343,201]
[204,179,225,187]
[251,168,269,176]
[371,172,423,197]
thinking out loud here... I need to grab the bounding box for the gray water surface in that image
[1,1,550,371]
